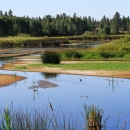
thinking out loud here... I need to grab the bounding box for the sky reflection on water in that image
[0,69,130,129]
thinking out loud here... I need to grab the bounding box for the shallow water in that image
[0,65,130,129]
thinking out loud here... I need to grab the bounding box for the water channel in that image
[0,62,130,129]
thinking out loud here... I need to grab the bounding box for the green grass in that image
[28,61,130,71]
[15,66,27,70]
[0,103,80,130]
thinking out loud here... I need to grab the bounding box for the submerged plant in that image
[11,72,17,79]
[83,104,104,129]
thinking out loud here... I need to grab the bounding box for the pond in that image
[0,64,130,129]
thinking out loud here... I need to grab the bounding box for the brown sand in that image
[0,74,25,87]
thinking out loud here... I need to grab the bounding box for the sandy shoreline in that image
[0,74,25,87]
[1,60,130,86]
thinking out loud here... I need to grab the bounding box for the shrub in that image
[65,50,74,58]
[100,52,112,59]
[60,53,67,60]
[41,51,60,64]
[73,51,82,59]
[124,53,130,59]
[82,52,102,60]
[65,50,82,59]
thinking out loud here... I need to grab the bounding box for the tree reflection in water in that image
[104,78,119,91]
[41,72,59,79]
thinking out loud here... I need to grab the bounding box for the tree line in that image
[0,9,130,37]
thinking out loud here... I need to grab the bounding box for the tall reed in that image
[0,103,79,130]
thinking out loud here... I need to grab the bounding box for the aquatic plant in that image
[83,104,104,129]
[0,103,79,130]
[1,107,12,130]
[11,72,17,79]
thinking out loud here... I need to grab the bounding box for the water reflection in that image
[0,68,129,129]
[41,72,59,79]
[32,88,39,101]
[104,78,119,91]
[29,80,58,89]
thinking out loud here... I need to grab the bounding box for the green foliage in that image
[82,51,102,60]
[83,31,95,36]
[3,107,11,130]
[28,61,130,71]
[0,104,78,130]
[0,9,130,37]
[41,51,61,64]
[15,66,27,70]
[103,26,111,35]
[100,52,114,59]
[124,53,130,59]
[83,104,103,128]
[111,12,121,34]
[73,51,82,59]
[64,50,82,59]
[96,36,130,53]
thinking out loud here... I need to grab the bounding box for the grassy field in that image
[0,34,127,48]
[27,61,130,71]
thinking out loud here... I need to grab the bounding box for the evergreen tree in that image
[8,9,13,17]
[111,12,121,34]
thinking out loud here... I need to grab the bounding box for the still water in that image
[0,68,130,129]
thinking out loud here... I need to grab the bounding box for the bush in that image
[65,50,82,59]
[100,52,113,59]
[65,50,74,58]
[82,52,102,60]
[73,51,82,59]
[124,53,130,59]
[41,51,60,64]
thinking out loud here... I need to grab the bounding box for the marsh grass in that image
[28,61,130,71]
[0,104,127,130]
[2,107,11,130]
[0,103,80,130]
[0,36,69,48]
[15,66,27,70]
[83,104,104,129]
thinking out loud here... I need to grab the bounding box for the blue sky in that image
[1,0,130,20]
